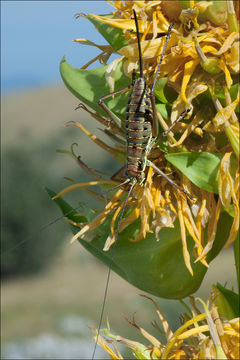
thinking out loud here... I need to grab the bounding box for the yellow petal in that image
[213,96,240,127]
[195,198,222,262]
[92,330,122,359]
[218,152,233,207]
[225,41,240,73]
[70,189,124,243]
[141,295,173,341]
[105,57,124,92]
[181,59,199,104]
[162,313,207,359]
[119,37,165,59]
[119,206,140,232]
[176,194,193,275]
[224,168,239,248]
[53,180,119,199]
[89,14,140,31]
[171,82,207,123]
[171,108,205,147]
[195,1,213,13]
[67,121,124,161]
[218,58,233,88]
[73,38,111,51]
[213,32,240,56]
[177,325,209,340]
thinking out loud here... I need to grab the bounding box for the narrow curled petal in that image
[218,153,233,207]
[212,96,240,127]
[119,37,165,60]
[195,198,222,262]
[176,193,193,275]
[212,32,240,56]
[180,59,200,104]
[106,57,124,92]
[218,58,233,88]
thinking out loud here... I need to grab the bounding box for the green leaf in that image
[229,83,240,101]
[60,57,130,119]
[223,205,235,218]
[154,78,168,103]
[229,83,240,113]
[156,103,169,120]
[48,189,232,299]
[45,188,87,227]
[213,283,240,319]
[165,152,223,193]
[214,82,239,112]
[79,212,232,299]
[87,14,129,51]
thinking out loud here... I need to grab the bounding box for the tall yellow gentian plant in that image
[48,1,239,358]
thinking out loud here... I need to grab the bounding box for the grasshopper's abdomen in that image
[125,78,153,183]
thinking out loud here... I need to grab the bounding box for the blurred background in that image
[1,1,237,359]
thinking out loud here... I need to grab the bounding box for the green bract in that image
[60,57,129,119]
[213,283,240,320]
[87,13,129,51]
[57,6,239,301]
[165,152,223,193]
[47,188,232,299]
[179,0,228,26]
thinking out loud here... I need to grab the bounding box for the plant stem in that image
[233,233,239,294]
[227,0,239,33]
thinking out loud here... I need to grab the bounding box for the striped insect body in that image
[125,77,153,184]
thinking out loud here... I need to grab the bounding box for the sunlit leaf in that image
[154,78,168,103]
[60,57,130,119]
[156,103,169,120]
[45,188,87,225]
[213,283,240,319]
[166,152,223,193]
[48,189,232,299]
[87,13,129,51]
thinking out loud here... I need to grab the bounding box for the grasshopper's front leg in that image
[98,85,131,129]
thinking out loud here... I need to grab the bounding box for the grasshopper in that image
[92,10,193,359]
[98,11,193,200]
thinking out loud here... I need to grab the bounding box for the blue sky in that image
[1,1,114,92]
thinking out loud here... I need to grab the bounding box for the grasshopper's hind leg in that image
[155,106,193,145]
[146,159,194,201]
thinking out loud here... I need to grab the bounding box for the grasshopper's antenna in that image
[92,179,136,359]
[1,205,84,256]
[133,9,143,77]
[151,23,174,93]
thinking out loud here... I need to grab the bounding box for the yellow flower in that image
[55,0,239,274]
[93,295,239,359]
[218,153,239,248]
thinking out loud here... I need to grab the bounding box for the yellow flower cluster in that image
[92,295,239,360]
[55,0,239,274]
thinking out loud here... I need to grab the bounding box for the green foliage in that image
[179,0,227,26]
[60,57,129,119]
[213,283,240,319]
[58,8,238,302]
[87,14,129,51]
[48,190,232,299]
[154,78,168,103]
[166,152,223,193]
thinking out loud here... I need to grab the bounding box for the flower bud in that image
[200,57,221,74]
